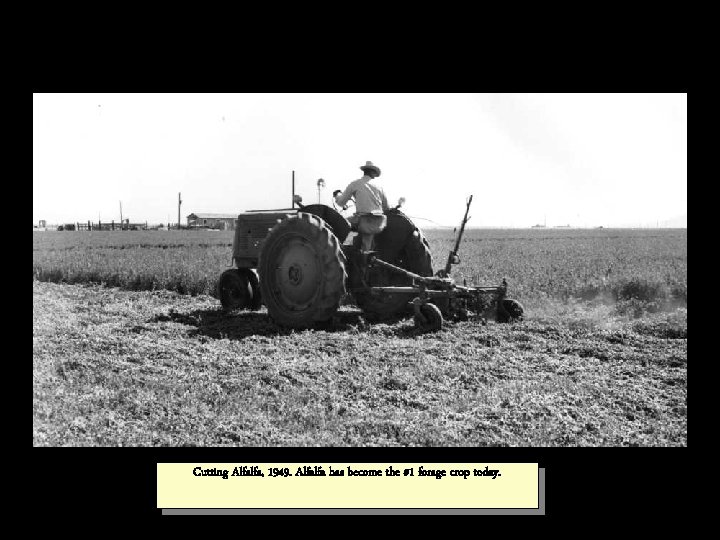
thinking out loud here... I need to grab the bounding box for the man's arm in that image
[335,180,357,207]
[381,189,390,212]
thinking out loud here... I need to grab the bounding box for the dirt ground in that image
[33,281,687,447]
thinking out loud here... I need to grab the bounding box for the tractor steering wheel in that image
[332,190,354,213]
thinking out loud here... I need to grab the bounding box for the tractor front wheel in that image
[240,268,262,310]
[217,269,252,311]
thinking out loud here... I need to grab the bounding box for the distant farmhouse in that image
[187,213,238,230]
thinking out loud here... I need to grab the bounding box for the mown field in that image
[32,228,687,446]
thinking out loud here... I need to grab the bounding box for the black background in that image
[31,8,688,525]
[34,447,688,521]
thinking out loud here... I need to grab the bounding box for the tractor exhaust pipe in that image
[291,170,295,209]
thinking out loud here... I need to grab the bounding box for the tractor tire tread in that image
[258,212,347,328]
[238,268,262,310]
[354,226,433,318]
[217,268,251,311]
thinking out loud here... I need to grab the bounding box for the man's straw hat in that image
[360,161,381,177]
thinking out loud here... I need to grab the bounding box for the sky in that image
[33,93,687,228]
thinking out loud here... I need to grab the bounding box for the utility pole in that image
[178,192,182,230]
[291,170,295,208]
[119,201,123,225]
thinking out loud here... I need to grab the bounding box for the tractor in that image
[216,188,523,331]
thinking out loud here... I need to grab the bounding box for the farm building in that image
[186,213,238,230]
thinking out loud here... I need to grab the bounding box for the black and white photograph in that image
[33,93,687,449]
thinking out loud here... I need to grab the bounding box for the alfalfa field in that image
[33,228,687,446]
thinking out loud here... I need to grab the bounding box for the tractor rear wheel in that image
[353,228,434,319]
[217,269,252,311]
[258,213,347,328]
[401,228,433,276]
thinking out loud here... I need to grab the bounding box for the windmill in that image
[316,178,325,204]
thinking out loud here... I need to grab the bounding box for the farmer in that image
[334,161,389,252]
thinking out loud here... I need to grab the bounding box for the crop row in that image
[32,228,687,309]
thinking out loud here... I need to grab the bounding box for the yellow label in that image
[157,463,538,509]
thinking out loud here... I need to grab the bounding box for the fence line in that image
[33,221,187,231]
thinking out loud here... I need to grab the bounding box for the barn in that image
[186,213,238,230]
